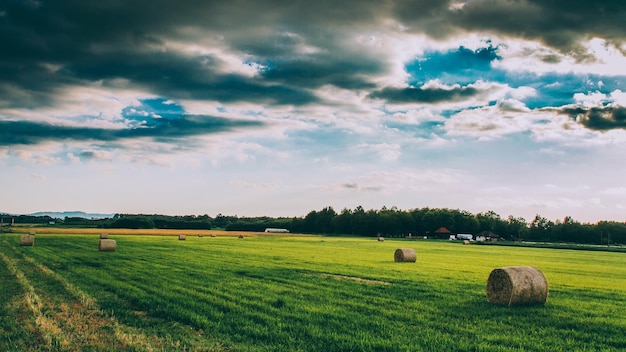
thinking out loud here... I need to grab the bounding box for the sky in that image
[2,0,626,223]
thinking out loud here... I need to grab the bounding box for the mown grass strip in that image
[0,245,46,352]
[19,253,161,352]
[0,246,68,350]
[1,238,170,351]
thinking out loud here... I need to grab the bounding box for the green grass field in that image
[1,233,625,351]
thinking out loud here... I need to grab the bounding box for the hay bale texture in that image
[100,233,109,239]
[394,248,416,262]
[20,235,35,246]
[486,266,548,306]
[98,239,116,252]
[178,234,186,240]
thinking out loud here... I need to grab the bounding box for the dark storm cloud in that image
[0,116,263,146]
[559,106,626,130]
[447,0,626,60]
[2,0,625,111]
[0,0,387,108]
[369,86,480,104]
[261,57,381,90]
[388,1,626,61]
[71,50,318,105]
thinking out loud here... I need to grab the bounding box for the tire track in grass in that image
[0,250,47,351]
[0,250,68,349]
[1,240,162,351]
[20,253,162,352]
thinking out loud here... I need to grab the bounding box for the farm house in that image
[478,231,501,242]
[432,227,452,239]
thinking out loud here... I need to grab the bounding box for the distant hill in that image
[28,211,114,219]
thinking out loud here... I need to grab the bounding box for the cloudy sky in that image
[2,0,626,223]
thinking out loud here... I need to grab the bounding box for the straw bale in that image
[178,234,186,240]
[100,233,109,239]
[463,240,470,245]
[210,234,216,237]
[394,248,416,262]
[198,234,204,238]
[29,231,36,236]
[377,236,385,242]
[238,234,245,239]
[98,239,116,252]
[486,266,548,306]
[20,235,35,246]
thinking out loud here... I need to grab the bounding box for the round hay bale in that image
[394,248,416,262]
[198,234,204,238]
[210,234,216,237]
[238,234,244,239]
[377,236,385,242]
[178,234,186,240]
[98,239,116,252]
[486,266,548,306]
[463,240,470,245]
[29,231,36,236]
[20,235,35,246]
[100,233,109,239]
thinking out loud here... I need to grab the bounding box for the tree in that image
[304,207,336,233]
[110,215,154,229]
[528,214,554,241]
[453,210,479,234]
[331,208,353,235]
[505,215,528,239]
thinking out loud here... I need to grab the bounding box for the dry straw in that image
[486,266,548,306]
[377,236,385,242]
[394,248,416,262]
[178,234,186,240]
[100,233,109,239]
[98,239,116,252]
[20,235,35,246]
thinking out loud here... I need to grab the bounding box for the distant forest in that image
[1,206,625,245]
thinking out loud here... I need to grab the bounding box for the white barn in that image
[457,233,473,241]
[264,228,290,233]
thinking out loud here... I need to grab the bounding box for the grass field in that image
[1,232,625,351]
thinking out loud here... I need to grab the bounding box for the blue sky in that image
[2,0,626,223]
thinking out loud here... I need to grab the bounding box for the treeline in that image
[0,213,213,230]
[106,214,213,229]
[2,207,625,244]
[215,206,625,244]
[0,214,56,225]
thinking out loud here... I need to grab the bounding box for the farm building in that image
[264,228,290,233]
[432,227,452,239]
[478,231,501,241]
